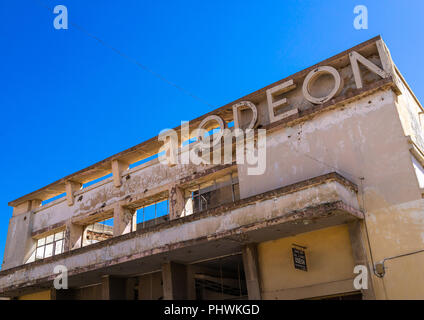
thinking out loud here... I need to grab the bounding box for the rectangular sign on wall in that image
[292,247,307,271]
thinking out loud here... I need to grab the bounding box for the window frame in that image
[26,230,65,263]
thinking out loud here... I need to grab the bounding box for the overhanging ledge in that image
[0,172,362,296]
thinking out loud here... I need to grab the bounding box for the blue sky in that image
[0,0,423,267]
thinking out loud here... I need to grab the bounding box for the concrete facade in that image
[1,36,424,300]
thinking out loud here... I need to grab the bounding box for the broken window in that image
[136,198,169,229]
[83,217,114,246]
[26,230,65,263]
[183,172,239,216]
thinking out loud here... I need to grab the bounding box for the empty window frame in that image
[136,198,169,229]
[83,217,114,246]
[183,172,240,216]
[192,253,247,300]
[41,192,66,206]
[26,230,65,263]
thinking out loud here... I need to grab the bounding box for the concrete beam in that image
[12,200,41,217]
[242,244,261,300]
[111,159,129,188]
[65,181,82,206]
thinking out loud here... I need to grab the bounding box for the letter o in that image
[197,115,226,148]
[302,66,343,104]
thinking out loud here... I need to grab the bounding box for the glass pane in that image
[55,240,63,255]
[54,231,64,241]
[45,243,53,258]
[37,238,45,247]
[46,234,54,244]
[36,247,45,260]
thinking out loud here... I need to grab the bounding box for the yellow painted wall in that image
[258,225,357,299]
[377,251,424,299]
[18,290,51,300]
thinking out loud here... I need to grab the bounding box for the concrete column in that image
[169,185,185,220]
[162,262,188,300]
[65,181,82,206]
[348,221,376,300]
[186,265,197,300]
[165,135,178,167]
[242,243,262,300]
[101,275,127,300]
[111,159,129,188]
[138,272,163,300]
[64,222,84,251]
[113,204,136,236]
[125,278,137,300]
[2,208,36,270]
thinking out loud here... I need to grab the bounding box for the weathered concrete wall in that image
[238,87,424,299]
[2,211,36,270]
[2,158,215,269]
[32,161,211,233]
[0,177,358,294]
[395,70,424,151]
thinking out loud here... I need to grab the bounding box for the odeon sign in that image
[196,40,391,140]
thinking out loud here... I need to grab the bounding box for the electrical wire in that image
[33,0,215,109]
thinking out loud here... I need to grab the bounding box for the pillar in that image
[242,243,262,300]
[162,262,188,300]
[101,275,127,300]
[64,222,84,251]
[186,265,197,300]
[111,159,129,188]
[65,181,82,206]
[138,272,163,300]
[113,204,136,236]
[169,185,185,220]
[348,221,376,300]
[2,200,40,269]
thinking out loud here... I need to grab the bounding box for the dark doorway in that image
[191,253,247,300]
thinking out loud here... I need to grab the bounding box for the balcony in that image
[0,172,362,297]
